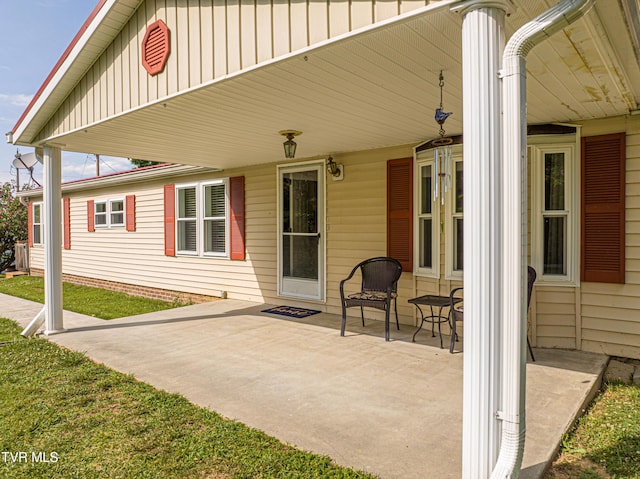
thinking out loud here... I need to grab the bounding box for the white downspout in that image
[492,1,595,478]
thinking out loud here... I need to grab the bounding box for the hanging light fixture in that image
[433,70,453,205]
[279,130,302,159]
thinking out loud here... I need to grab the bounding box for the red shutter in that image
[164,184,176,256]
[87,200,95,232]
[387,158,413,272]
[126,195,136,232]
[63,197,71,249]
[229,176,246,260]
[27,202,34,247]
[581,133,625,283]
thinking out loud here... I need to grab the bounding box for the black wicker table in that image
[408,294,462,348]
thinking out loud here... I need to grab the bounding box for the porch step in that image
[4,271,28,279]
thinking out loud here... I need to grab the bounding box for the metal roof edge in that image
[16,163,220,198]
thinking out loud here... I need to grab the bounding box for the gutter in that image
[493,1,595,477]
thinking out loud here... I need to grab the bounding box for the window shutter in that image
[164,184,176,256]
[63,197,71,249]
[126,195,136,232]
[27,202,34,247]
[581,133,625,283]
[387,158,413,272]
[229,176,245,260]
[87,200,95,232]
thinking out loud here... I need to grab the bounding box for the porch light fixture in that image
[433,70,453,205]
[279,130,302,159]
[327,156,341,177]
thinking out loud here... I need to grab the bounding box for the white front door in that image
[278,163,325,300]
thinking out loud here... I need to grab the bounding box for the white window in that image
[95,199,124,227]
[32,202,43,245]
[530,141,578,284]
[176,180,228,257]
[414,157,440,276]
[414,146,463,278]
[445,158,464,279]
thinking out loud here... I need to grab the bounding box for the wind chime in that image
[433,70,453,205]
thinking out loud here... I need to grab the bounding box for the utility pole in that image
[95,154,100,176]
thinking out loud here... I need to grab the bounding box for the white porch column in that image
[43,145,64,334]
[455,1,508,477]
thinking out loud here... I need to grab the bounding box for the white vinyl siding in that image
[38,0,432,141]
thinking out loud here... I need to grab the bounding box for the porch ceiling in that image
[31,0,640,169]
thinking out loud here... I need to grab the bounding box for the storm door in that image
[278,163,325,300]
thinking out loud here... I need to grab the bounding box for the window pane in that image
[204,219,225,253]
[111,213,124,225]
[544,153,565,211]
[95,213,107,226]
[282,235,318,279]
[95,202,107,214]
[419,218,432,268]
[205,184,225,218]
[421,165,432,215]
[282,171,317,234]
[178,188,197,219]
[178,220,197,251]
[33,226,41,245]
[454,218,463,271]
[543,216,566,275]
[455,161,463,213]
[111,200,123,212]
[33,204,41,223]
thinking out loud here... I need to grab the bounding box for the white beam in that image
[456,1,508,477]
[43,145,64,334]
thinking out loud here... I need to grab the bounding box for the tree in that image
[0,182,27,273]
[130,158,160,168]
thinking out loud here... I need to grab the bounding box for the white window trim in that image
[32,201,43,246]
[414,151,440,278]
[175,179,229,258]
[444,153,464,280]
[94,198,125,228]
[529,137,579,286]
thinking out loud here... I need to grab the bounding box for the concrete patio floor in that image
[1,293,608,479]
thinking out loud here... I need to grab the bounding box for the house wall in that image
[28,115,640,357]
[578,115,640,359]
[36,0,434,142]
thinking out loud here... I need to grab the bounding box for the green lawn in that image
[545,381,640,479]
[0,275,183,319]
[0,318,377,479]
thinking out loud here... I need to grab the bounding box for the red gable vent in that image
[141,20,170,76]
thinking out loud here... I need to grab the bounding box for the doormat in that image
[261,306,321,318]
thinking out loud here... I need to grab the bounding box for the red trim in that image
[63,197,71,249]
[164,184,176,256]
[11,0,109,135]
[87,200,95,232]
[229,176,245,261]
[27,202,34,247]
[126,195,136,232]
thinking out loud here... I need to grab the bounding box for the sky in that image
[0,0,131,188]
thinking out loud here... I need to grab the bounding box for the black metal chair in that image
[340,257,403,341]
[448,266,537,360]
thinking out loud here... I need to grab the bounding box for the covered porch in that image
[2,292,607,479]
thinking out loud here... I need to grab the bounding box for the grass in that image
[544,381,640,479]
[0,275,183,319]
[0,317,377,479]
